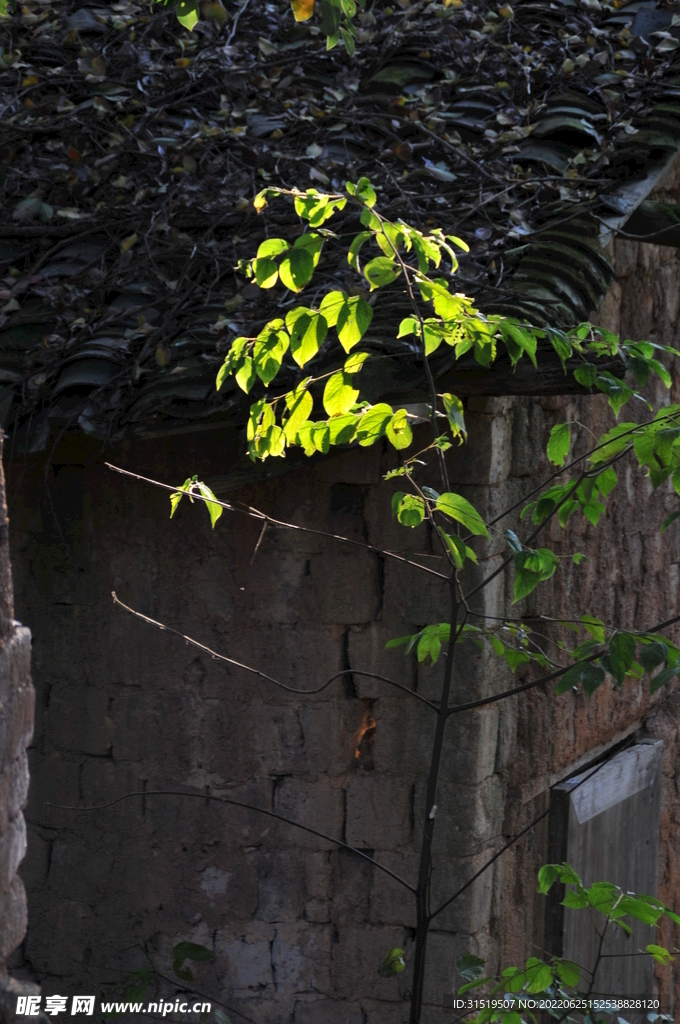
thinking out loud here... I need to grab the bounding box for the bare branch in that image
[112,592,438,709]
[105,463,449,581]
[46,788,416,893]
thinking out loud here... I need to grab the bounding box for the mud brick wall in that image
[8,159,680,1020]
[491,156,680,1010]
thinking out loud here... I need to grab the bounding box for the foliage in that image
[156,0,362,53]
[454,865,678,1024]
[154,174,680,1023]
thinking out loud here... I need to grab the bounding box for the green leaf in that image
[364,256,401,290]
[176,0,199,29]
[609,632,636,674]
[235,356,256,393]
[456,954,487,983]
[502,322,538,368]
[589,423,636,465]
[347,231,372,270]
[344,351,369,374]
[286,308,328,367]
[279,247,314,292]
[216,335,249,391]
[439,529,466,570]
[356,403,393,446]
[173,941,215,963]
[257,238,289,259]
[386,409,413,450]
[283,386,313,443]
[555,661,588,696]
[253,323,289,385]
[436,493,489,537]
[650,665,679,695]
[197,482,223,529]
[555,960,580,987]
[395,494,425,528]
[169,476,196,519]
[640,641,668,674]
[254,257,279,289]
[337,295,373,352]
[547,423,571,467]
[442,393,466,439]
[328,413,358,444]
[458,977,494,996]
[378,948,405,978]
[323,371,359,416]
[525,964,553,994]
[311,421,330,454]
[646,944,675,966]
[347,176,377,208]
[512,548,559,603]
[574,363,597,388]
[580,616,605,643]
[581,664,605,697]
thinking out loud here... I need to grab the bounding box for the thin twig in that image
[105,463,450,580]
[111,592,437,709]
[46,788,416,893]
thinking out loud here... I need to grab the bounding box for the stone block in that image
[346,775,412,850]
[47,838,114,904]
[24,898,93,978]
[0,815,26,894]
[428,849,495,933]
[0,976,48,1024]
[362,1001,411,1024]
[215,921,275,996]
[613,238,638,278]
[444,707,499,786]
[369,848,419,927]
[17,828,50,893]
[25,752,81,830]
[272,921,332,996]
[638,243,660,271]
[381,559,450,628]
[415,775,504,857]
[314,445,381,485]
[591,280,621,336]
[254,848,307,923]
[294,998,363,1024]
[48,685,113,757]
[0,629,31,706]
[273,777,344,850]
[298,703,355,775]
[371,698,434,777]
[347,624,418,700]
[0,752,28,836]
[0,876,26,962]
[421,929,470,1010]
[330,926,412,1002]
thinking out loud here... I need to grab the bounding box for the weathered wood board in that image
[545,740,663,999]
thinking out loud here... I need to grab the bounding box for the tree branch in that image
[46,788,416,894]
[105,464,449,581]
[111,592,438,709]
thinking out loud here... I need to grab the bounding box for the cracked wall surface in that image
[8,160,680,1021]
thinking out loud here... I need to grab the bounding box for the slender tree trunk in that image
[409,579,459,1023]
